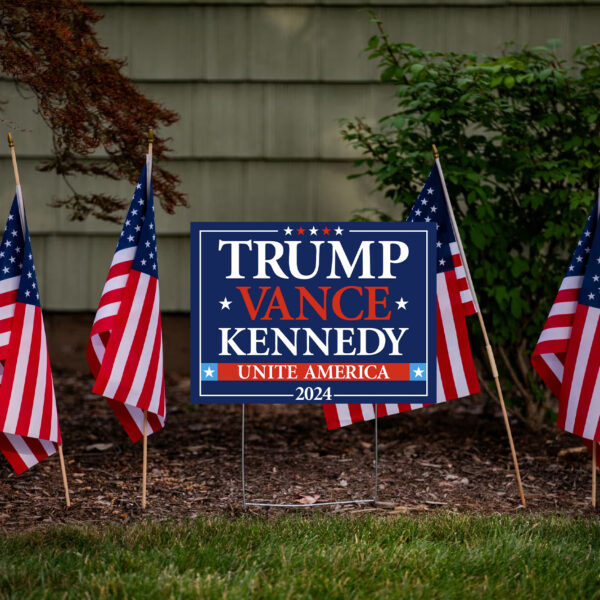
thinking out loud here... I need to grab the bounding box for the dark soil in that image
[0,366,598,532]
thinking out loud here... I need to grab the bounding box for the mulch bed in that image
[0,370,597,532]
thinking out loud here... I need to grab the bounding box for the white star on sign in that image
[309,226,318,236]
[219,297,232,310]
[395,298,408,310]
[284,227,293,235]
[204,366,215,378]
[413,367,424,378]
[334,227,343,236]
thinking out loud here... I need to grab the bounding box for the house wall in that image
[1,1,598,310]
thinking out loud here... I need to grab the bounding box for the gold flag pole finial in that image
[147,129,154,158]
[432,144,439,159]
[8,133,20,187]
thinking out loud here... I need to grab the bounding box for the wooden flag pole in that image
[432,144,527,507]
[58,446,71,507]
[140,128,153,510]
[7,133,71,508]
[142,410,148,509]
[593,442,597,509]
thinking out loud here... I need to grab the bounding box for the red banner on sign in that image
[217,363,410,381]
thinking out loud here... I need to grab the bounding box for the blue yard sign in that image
[191,223,436,404]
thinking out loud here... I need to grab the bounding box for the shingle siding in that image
[0,1,596,309]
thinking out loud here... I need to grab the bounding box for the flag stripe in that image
[111,274,156,402]
[437,272,469,397]
[15,306,41,435]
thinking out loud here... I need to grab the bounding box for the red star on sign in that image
[322,226,331,235]
[297,227,305,235]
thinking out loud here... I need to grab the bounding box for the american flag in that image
[87,156,165,442]
[323,163,480,429]
[0,190,61,474]
[532,197,600,443]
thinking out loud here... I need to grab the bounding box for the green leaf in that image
[504,75,515,89]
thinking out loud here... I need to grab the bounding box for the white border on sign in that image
[197,227,430,400]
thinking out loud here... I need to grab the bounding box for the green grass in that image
[1,514,599,599]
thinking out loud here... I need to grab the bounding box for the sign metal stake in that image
[241,404,380,508]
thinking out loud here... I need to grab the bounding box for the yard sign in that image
[191,223,436,404]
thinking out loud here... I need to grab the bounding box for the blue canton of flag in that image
[0,199,24,286]
[0,198,40,307]
[118,164,159,277]
[565,203,598,288]
[407,166,456,275]
[567,204,599,301]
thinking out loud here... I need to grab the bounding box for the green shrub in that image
[342,15,600,426]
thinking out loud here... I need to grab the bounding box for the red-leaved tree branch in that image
[0,0,186,222]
